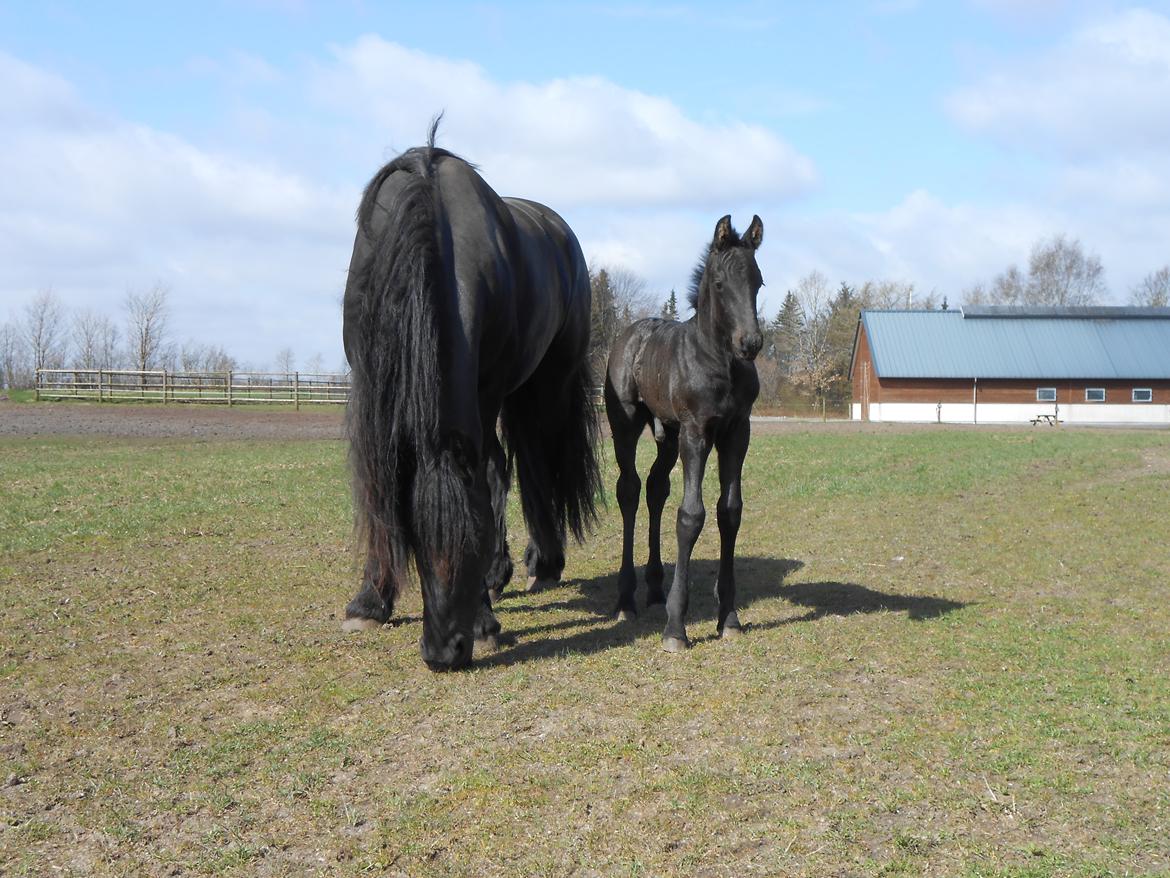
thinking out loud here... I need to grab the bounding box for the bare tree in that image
[305,352,325,374]
[72,310,120,370]
[607,266,656,322]
[961,281,988,306]
[274,347,296,374]
[991,265,1027,305]
[587,264,653,377]
[179,341,236,373]
[1131,266,1170,307]
[1,321,28,389]
[790,271,837,406]
[1026,234,1105,305]
[125,284,172,371]
[856,279,916,310]
[22,288,68,374]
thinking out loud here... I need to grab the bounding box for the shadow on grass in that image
[476,557,967,669]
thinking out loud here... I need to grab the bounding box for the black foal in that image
[604,214,764,652]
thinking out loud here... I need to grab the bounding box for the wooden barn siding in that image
[851,324,1170,405]
[872,378,1170,404]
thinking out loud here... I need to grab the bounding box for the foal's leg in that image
[663,423,711,652]
[610,411,645,621]
[714,418,750,638]
[644,426,679,606]
[484,433,514,603]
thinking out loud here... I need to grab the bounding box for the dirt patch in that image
[0,401,345,441]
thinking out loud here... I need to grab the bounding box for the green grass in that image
[1,426,1168,876]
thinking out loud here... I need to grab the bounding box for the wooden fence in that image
[36,369,349,408]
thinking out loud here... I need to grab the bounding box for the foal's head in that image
[690,215,764,360]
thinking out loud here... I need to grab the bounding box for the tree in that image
[661,289,680,321]
[1,321,27,389]
[991,265,1026,306]
[1131,266,1170,307]
[588,264,654,377]
[967,235,1106,308]
[1026,234,1105,305]
[305,353,325,374]
[72,310,120,370]
[125,284,172,371]
[789,271,837,409]
[589,268,617,377]
[22,288,67,374]
[275,347,296,374]
[769,290,802,372]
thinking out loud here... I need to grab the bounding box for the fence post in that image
[35,370,40,402]
[227,370,233,407]
[163,369,169,404]
[98,369,103,402]
[294,371,300,411]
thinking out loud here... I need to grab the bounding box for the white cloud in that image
[308,36,816,210]
[0,51,355,369]
[946,7,1170,157]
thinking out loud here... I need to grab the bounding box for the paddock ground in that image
[1,404,1167,877]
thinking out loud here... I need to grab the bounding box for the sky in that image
[2,0,1169,370]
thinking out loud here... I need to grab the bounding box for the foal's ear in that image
[713,214,734,250]
[745,215,763,250]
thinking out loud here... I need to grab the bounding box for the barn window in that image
[1133,388,1152,403]
[1036,387,1057,402]
[1085,388,1106,402]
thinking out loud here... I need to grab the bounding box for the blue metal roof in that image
[860,308,1170,379]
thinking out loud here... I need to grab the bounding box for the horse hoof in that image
[473,635,499,657]
[616,609,637,623]
[720,625,743,640]
[645,590,666,607]
[341,617,383,633]
[661,636,690,653]
[526,576,555,594]
[487,588,505,604]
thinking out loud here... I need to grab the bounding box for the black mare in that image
[341,136,600,671]
[604,215,764,652]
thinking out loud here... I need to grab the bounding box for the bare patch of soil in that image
[0,401,344,441]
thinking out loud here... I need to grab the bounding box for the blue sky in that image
[3,1,1169,369]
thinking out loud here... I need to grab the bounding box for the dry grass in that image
[1,425,1168,877]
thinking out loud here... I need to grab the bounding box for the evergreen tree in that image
[661,288,680,321]
[589,268,617,377]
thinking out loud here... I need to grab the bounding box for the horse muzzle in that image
[420,631,472,672]
[734,332,763,361]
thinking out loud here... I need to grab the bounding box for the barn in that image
[849,306,1170,425]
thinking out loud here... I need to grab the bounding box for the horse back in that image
[609,317,758,434]
[502,197,592,368]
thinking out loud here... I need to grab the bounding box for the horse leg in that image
[644,425,679,607]
[610,413,645,621]
[416,448,494,671]
[714,418,750,638]
[341,555,395,632]
[484,433,514,603]
[663,423,711,652]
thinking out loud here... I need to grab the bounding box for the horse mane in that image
[686,221,746,311]
[347,120,476,598]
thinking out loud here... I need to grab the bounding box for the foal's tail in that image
[345,135,474,599]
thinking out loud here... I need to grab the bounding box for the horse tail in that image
[501,352,602,571]
[345,133,474,599]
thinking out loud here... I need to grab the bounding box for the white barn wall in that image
[861,402,1170,425]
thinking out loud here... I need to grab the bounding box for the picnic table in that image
[1031,413,1059,426]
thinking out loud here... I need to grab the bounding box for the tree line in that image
[6,234,1165,404]
[0,284,331,391]
[589,235,1169,415]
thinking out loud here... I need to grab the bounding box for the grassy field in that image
[1,424,1168,876]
